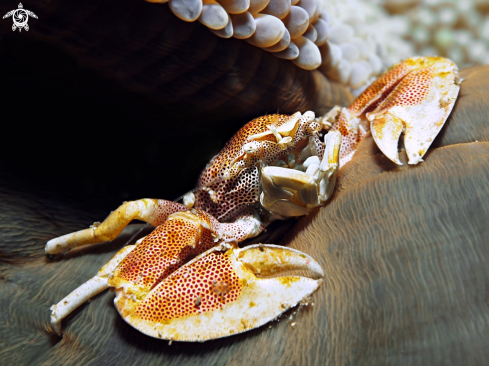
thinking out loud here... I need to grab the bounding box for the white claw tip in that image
[51,317,61,335]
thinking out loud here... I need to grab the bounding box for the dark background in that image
[0,0,348,212]
[0,34,233,211]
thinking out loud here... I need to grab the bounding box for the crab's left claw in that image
[367,57,461,165]
[113,244,323,342]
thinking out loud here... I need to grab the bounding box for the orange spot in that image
[212,280,230,297]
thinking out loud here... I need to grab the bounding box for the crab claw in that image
[330,56,461,166]
[260,130,342,217]
[367,57,461,165]
[112,244,323,341]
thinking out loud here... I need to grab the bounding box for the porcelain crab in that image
[46,56,461,342]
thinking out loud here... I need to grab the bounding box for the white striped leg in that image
[50,243,138,334]
[45,199,186,254]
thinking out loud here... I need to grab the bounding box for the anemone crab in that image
[46,56,461,342]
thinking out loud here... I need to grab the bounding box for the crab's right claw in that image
[113,244,323,342]
[367,57,461,165]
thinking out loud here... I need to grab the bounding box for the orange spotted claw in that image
[330,56,461,166]
[367,57,461,165]
[112,244,324,341]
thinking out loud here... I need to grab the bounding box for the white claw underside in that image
[118,276,320,341]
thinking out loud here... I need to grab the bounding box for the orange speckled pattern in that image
[197,115,290,188]
[195,167,261,222]
[152,200,187,227]
[111,210,216,291]
[134,251,241,321]
[330,110,361,165]
[201,208,264,242]
[195,115,287,222]
[331,57,446,166]
[371,66,434,113]
[195,114,321,221]
[348,61,416,116]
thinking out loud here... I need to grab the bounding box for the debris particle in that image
[90,222,101,229]
[208,190,218,203]
[299,295,313,308]
[195,296,202,308]
[212,280,230,298]
[183,192,195,209]
[454,76,464,85]
[439,97,452,108]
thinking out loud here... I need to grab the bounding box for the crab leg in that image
[111,244,324,342]
[50,244,137,334]
[45,199,187,254]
